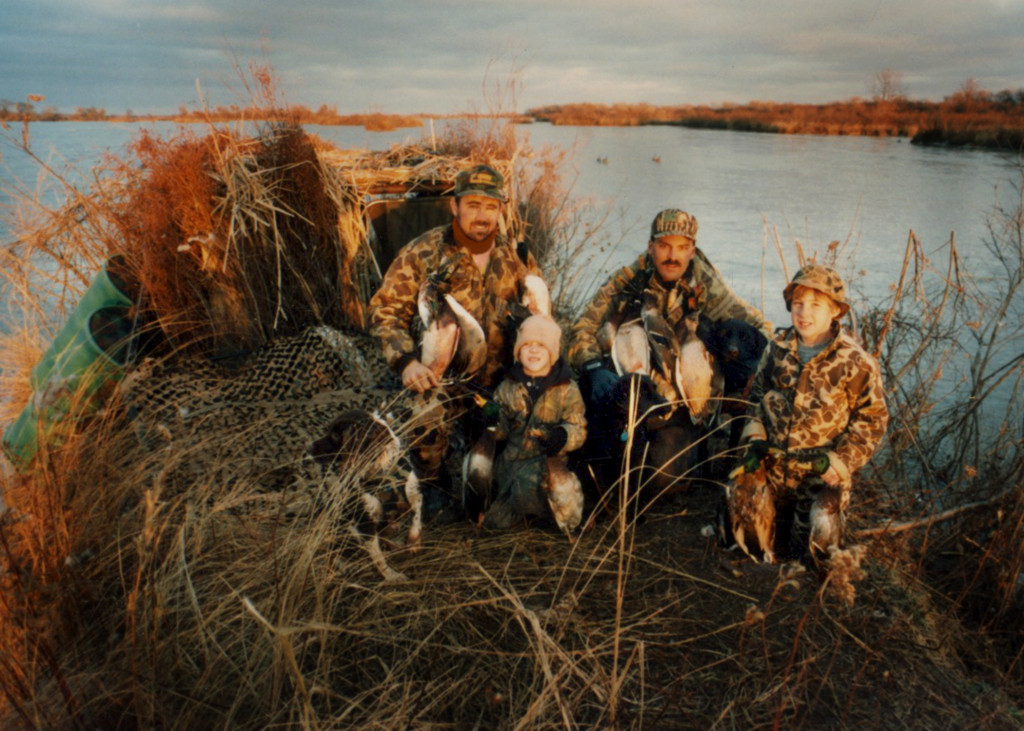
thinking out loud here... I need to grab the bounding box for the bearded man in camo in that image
[739,264,889,562]
[368,164,545,514]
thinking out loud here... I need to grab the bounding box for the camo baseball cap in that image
[650,208,698,241]
[783,264,849,315]
[454,164,506,201]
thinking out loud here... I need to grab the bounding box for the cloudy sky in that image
[2,0,1022,116]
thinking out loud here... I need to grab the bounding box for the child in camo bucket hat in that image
[738,260,888,565]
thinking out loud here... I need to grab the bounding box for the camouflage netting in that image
[117,325,403,495]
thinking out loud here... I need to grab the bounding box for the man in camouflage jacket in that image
[568,208,769,408]
[368,164,544,494]
[740,264,889,559]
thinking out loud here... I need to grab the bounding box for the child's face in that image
[518,341,553,377]
[790,287,841,346]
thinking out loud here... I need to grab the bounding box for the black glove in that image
[536,426,569,456]
[747,439,770,461]
[582,359,619,405]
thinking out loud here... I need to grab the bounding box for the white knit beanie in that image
[514,315,562,363]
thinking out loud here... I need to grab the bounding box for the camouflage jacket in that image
[741,324,889,489]
[368,223,541,388]
[493,359,587,462]
[567,249,769,400]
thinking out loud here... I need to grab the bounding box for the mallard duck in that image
[674,311,716,423]
[725,464,775,564]
[611,318,651,375]
[417,279,487,378]
[545,456,584,537]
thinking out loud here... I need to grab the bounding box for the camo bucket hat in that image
[650,208,698,241]
[783,264,849,315]
[454,164,506,202]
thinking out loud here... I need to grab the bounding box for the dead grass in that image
[3,430,1019,729]
[527,98,1024,149]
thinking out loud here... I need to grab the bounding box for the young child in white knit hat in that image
[481,315,587,532]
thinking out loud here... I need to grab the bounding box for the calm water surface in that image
[518,123,1020,327]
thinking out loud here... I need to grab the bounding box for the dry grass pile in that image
[112,126,367,356]
[3,443,1021,729]
[2,376,1022,728]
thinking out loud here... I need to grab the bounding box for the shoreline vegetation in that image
[4,84,1024,149]
[529,96,1024,150]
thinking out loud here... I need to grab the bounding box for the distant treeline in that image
[528,87,1024,150]
[4,87,1023,148]
[0,100,541,131]
[0,101,430,131]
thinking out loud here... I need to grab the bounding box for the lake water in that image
[522,123,1021,327]
[2,119,1020,332]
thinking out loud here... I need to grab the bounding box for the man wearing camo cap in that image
[569,208,769,410]
[369,163,545,520]
[371,163,542,392]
